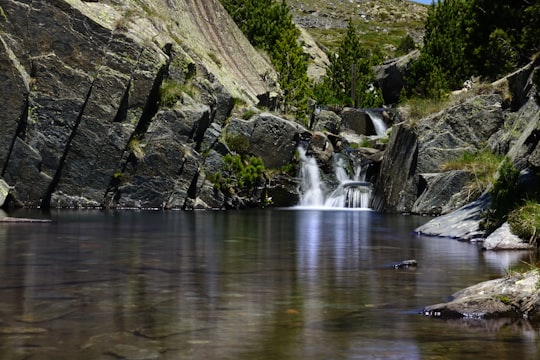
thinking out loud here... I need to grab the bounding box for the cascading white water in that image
[297,148,372,209]
[365,109,388,137]
[297,148,325,206]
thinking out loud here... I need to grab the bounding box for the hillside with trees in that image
[405,0,540,99]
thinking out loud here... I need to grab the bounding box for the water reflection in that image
[0,209,537,359]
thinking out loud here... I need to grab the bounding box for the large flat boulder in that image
[423,270,540,321]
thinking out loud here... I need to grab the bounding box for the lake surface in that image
[0,209,538,359]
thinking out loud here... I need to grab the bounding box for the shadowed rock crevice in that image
[2,93,29,177]
[41,80,96,209]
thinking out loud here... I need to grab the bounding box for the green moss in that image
[496,295,512,305]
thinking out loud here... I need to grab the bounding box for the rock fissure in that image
[2,93,29,177]
[40,79,96,209]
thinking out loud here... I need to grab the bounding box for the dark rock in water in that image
[389,259,417,269]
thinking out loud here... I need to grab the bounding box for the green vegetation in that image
[208,154,266,196]
[496,295,512,305]
[128,137,145,160]
[405,0,540,99]
[480,158,522,233]
[224,133,250,154]
[313,22,383,108]
[441,149,504,200]
[508,201,540,245]
[159,79,196,106]
[396,34,416,56]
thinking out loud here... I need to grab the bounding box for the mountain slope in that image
[289,0,428,56]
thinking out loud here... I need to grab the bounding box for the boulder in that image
[226,113,307,169]
[374,50,419,105]
[483,222,536,250]
[311,109,342,134]
[416,94,505,173]
[307,131,334,165]
[340,108,376,136]
[412,171,474,215]
[423,270,540,320]
[415,194,490,241]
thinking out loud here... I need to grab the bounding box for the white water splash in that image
[297,148,372,209]
[365,109,388,137]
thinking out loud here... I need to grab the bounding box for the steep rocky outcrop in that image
[413,61,540,241]
[0,0,277,209]
[374,93,514,215]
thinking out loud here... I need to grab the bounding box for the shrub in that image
[160,79,185,107]
[397,34,416,55]
[224,134,250,154]
[210,154,267,197]
[482,157,521,232]
[508,201,540,245]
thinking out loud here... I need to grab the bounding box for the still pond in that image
[0,209,538,359]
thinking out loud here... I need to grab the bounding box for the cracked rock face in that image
[0,0,278,209]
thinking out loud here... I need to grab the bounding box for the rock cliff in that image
[0,0,279,208]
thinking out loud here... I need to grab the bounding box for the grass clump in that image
[160,79,196,107]
[440,149,504,198]
[399,96,452,123]
[508,201,540,246]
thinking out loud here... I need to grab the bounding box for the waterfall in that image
[365,109,388,137]
[297,147,325,206]
[297,148,372,209]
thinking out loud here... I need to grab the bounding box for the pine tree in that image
[270,27,312,115]
[405,0,540,99]
[315,21,383,107]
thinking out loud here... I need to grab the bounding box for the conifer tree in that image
[315,22,383,107]
[405,0,540,99]
[270,27,312,115]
